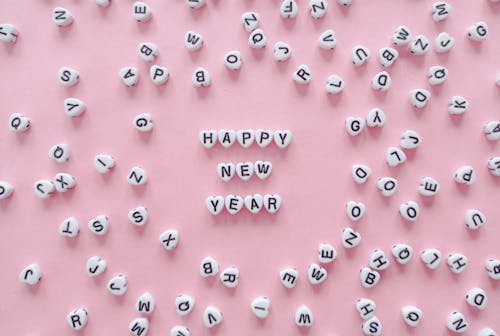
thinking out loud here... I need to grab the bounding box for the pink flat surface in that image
[1,0,500,335]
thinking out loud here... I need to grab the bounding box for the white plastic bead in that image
[171,326,190,336]
[447,253,468,274]
[342,227,361,248]
[129,317,148,336]
[467,21,488,42]
[454,166,476,185]
[220,266,239,288]
[274,42,292,61]
[345,117,364,136]
[431,2,451,22]
[8,113,30,132]
[409,88,431,108]
[419,176,440,196]
[318,243,337,264]
[318,29,336,49]
[67,308,88,330]
[241,12,259,32]
[366,108,386,127]
[88,215,109,235]
[0,180,14,199]
[295,305,313,327]
[310,0,327,19]
[19,263,41,285]
[192,67,211,87]
[362,316,382,335]
[49,144,70,163]
[119,66,139,86]
[386,147,406,167]
[150,65,169,85]
[224,51,242,70]
[392,25,411,46]
[435,32,455,52]
[86,256,107,276]
[447,311,469,333]
[465,287,487,310]
[352,164,371,184]
[53,7,73,27]
[402,306,423,327]
[325,74,344,94]
[248,29,267,48]
[465,209,486,230]
[483,121,500,141]
[400,130,422,149]
[377,177,398,197]
[346,201,365,221]
[54,172,76,192]
[421,248,442,270]
[250,296,270,319]
[59,67,79,87]
[136,292,155,314]
[128,206,148,226]
[133,113,153,132]
[369,249,390,271]
[293,65,312,84]
[352,45,370,66]
[64,98,85,117]
[399,201,419,222]
[409,35,430,55]
[0,23,19,43]
[34,179,55,199]
[176,294,195,316]
[107,274,127,296]
[307,263,327,285]
[138,42,158,62]
[478,328,497,336]
[360,267,380,288]
[94,154,115,174]
[59,217,79,238]
[128,166,147,185]
[280,0,298,18]
[487,157,500,176]
[203,306,223,328]
[356,298,376,320]
[279,267,298,288]
[371,71,391,91]
[378,47,398,67]
[448,96,469,115]
[159,229,179,250]
[200,256,219,278]
[485,259,500,280]
[185,31,203,51]
[428,65,448,85]
[133,2,152,22]
[187,0,205,9]
[391,243,413,264]
[96,0,111,7]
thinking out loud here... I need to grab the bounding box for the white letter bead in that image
[280,267,298,288]
[454,166,476,185]
[371,71,391,91]
[245,194,263,213]
[187,0,206,9]
[310,0,327,19]
[465,288,487,310]
[255,129,274,147]
[369,249,390,271]
[392,243,413,264]
[467,21,488,42]
[200,256,219,278]
[176,294,195,316]
[447,253,468,274]
[465,209,486,230]
[49,144,70,163]
[352,164,371,184]
[307,263,327,285]
[19,263,41,285]
[224,51,242,70]
[435,32,455,52]
[264,194,281,213]
[34,179,55,199]
[428,65,448,85]
[192,67,211,87]
[488,157,500,176]
[88,215,109,235]
[447,311,469,333]
[392,25,411,46]
[352,45,371,66]
[0,181,13,200]
[107,274,127,296]
[378,47,398,67]
[59,67,79,87]
[346,117,365,136]
[342,227,361,248]
[409,89,431,108]
[400,130,422,149]
[295,305,313,327]
[293,65,312,84]
[346,201,366,221]
[138,42,158,61]
[59,217,79,238]
[96,0,110,7]
[366,108,386,127]
[377,177,398,196]
[133,2,152,22]
[159,229,179,250]
[274,130,292,148]
[362,316,382,335]
[185,31,203,51]
[337,0,352,5]
[241,12,259,32]
[8,113,30,132]
[136,292,155,314]
[217,163,235,182]
[360,267,380,288]
[483,121,500,141]
[274,42,292,62]
[325,74,345,94]
[399,201,419,222]
[280,0,298,18]
[485,259,500,280]
[409,35,430,55]
[129,317,148,336]
[356,298,376,320]
[119,66,139,86]
[248,28,267,48]
[479,328,497,336]
[53,7,73,27]
[402,306,423,327]
[432,2,451,21]
[419,176,440,196]
[171,326,190,336]
[199,129,217,148]
[86,256,107,276]
[67,308,88,330]
[421,248,442,269]
[448,96,469,115]
[204,306,223,328]
[255,161,272,179]
[225,195,243,214]
[206,196,224,215]
[251,296,270,319]
[150,65,169,85]
[236,130,255,147]
[220,266,239,288]
[128,206,148,226]
[134,113,153,132]
[54,172,76,192]
[64,98,85,117]
[128,166,147,185]
[318,243,337,264]
[0,23,19,43]
[94,154,115,174]
[386,147,406,167]
[318,29,336,49]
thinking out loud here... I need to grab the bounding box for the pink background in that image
[1,0,500,335]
